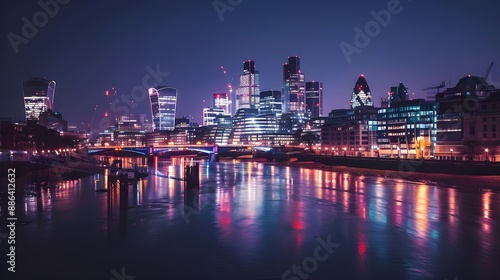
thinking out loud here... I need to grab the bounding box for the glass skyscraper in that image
[283,56,306,113]
[259,90,282,115]
[23,77,56,121]
[350,74,373,109]
[236,60,260,111]
[388,82,409,107]
[305,81,323,118]
[149,86,177,131]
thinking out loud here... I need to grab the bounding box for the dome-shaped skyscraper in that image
[350,74,373,109]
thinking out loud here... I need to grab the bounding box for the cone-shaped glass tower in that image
[350,75,373,109]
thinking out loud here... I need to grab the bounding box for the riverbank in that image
[0,154,101,181]
[295,154,500,176]
[262,159,500,191]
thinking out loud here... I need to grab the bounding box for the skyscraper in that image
[236,60,260,111]
[149,86,177,131]
[23,77,56,121]
[305,81,323,118]
[259,90,282,115]
[213,92,231,115]
[283,56,306,113]
[350,74,373,109]
[388,82,409,106]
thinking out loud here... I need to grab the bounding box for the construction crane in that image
[423,81,446,101]
[485,61,494,81]
[220,66,233,94]
[423,81,446,93]
[220,65,234,115]
[84,104,98,132]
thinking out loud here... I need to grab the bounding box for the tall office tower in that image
[305,81,323,118]
[236,60,260,111]
[350,74,373,109]
[259,90,282,115]
[213,92,231,115]
[283,56,306,113]
[149,86,177,131]
[23,77,56,121]
[388,82,409,107]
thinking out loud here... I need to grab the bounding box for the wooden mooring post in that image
[184,163,200,189]
[107,172,129,219]
[183,163,200,209]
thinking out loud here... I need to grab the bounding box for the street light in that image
[343,147,347,156]
[485,148,489,161]
[450,148,453,160]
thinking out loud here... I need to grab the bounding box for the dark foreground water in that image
[1,158,500,280]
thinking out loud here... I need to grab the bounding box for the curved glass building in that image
[149,86,177,131]
[23,77,56,121]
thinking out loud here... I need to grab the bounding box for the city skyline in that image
[2,0,500,127]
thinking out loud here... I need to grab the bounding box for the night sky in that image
[2,0,500,129]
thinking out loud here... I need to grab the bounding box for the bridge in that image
[86,144,277,162]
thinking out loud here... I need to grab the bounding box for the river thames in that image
[2,157,500,280]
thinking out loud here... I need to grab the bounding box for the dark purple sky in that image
[2,0,500,129]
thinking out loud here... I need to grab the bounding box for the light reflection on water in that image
[8,158,500,280]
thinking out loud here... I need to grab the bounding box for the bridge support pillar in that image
[147,155,155,164]
[208,153,219,162]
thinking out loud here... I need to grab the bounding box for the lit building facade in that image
[149,86,177,131]
[435,75,500,161]
[259,90,282,115]
[203,107,226,126]
[377,99,436,158]
[283,56,305,113]
[213,92,231,115]
[321,107,378,156]
[305,81,323,118]
[236,60,260,111]
[23,78,56,121]
[278,112,307,133]
[350,75,373,109]
[226,108,296,145]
